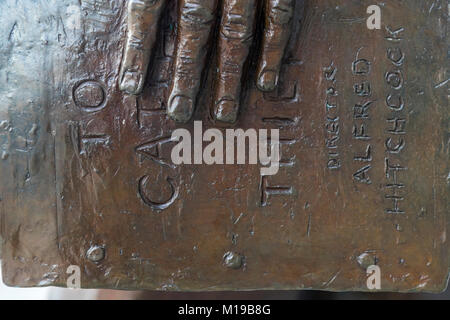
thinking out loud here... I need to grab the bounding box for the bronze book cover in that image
[0,0,448,295]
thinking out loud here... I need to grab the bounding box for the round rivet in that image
[223,251,243,269]
[357,252,376,269]
[87,245,105,263]
[73,81,105,109]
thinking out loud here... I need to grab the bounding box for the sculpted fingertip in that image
[257,70,278,92]
[214,100,238,124]
[119,70,144,95]
[168,95,194,123]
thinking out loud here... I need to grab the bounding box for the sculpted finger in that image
[168,0,219,123]
[256,0,294,92]
[119,0,166,95]
[213,0,256,123]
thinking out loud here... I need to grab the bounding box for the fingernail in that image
[215,99,238,124]
[168,95,194,123]
[257,70,278,92]
[120,70,143,95]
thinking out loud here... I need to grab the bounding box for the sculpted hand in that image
[119,0,295,123]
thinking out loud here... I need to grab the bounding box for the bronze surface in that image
[0,0,448,292]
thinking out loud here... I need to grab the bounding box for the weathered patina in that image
[0,0,448,292]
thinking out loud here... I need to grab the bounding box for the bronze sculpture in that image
[120,0,294,123]
[0,0,448,293]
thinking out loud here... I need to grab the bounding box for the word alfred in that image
[171,122,280,176]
